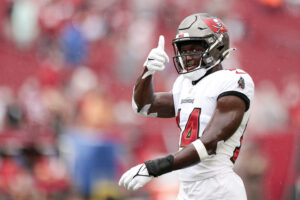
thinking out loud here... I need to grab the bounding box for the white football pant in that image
[176,172,247,200]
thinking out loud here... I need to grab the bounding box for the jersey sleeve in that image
[217,69,255,111]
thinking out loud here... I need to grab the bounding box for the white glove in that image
[142,35,169,79]
[119,163,153,191]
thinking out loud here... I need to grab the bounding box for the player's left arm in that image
[119,94,246,190]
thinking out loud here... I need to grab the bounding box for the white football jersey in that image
[172,68,255,181]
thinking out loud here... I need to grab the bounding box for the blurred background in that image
[0,0,299,199]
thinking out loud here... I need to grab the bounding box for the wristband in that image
[192,139,209,161]
[144,154,174,177]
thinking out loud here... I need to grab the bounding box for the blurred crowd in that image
[0,0,299,199]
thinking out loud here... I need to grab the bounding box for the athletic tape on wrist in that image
[192,140,209,161]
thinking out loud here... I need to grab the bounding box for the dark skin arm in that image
[172,95,246,170]
[135,63,245,170]
[133,68,175,118]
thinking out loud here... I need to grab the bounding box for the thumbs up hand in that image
[142,35,170,79]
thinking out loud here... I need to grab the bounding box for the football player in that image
[119,13,254,200]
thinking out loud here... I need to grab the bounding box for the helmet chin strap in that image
[182,47,236,82]
[182,61,218,81]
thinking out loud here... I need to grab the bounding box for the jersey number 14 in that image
[177,108,243,163]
